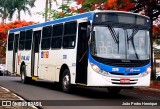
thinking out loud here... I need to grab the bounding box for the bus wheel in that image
[21,65,30,84]
[61,69,71,93]
[107,87,121,95]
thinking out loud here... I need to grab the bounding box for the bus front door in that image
[13,34,19,74]
[76,22,88,84]
[31,30,41,77]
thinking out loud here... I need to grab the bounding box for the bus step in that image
[32,76,39,81]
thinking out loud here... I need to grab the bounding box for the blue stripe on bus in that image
[9,12,95,33]
[88,50,151,75]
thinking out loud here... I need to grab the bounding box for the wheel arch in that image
[20,61,25,74]
[59,64,70,82]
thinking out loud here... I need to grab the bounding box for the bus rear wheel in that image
[61,69,71,93]
[107,87,121,95]
[21,65,31,84]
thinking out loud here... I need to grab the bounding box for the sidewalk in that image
[0,86,37,109]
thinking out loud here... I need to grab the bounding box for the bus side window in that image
[63,21,77,48]
[8,33,14,51]
[19,31,26,50]
[25,29,33,50]
[51,23,63,49]
[41,26,52,50]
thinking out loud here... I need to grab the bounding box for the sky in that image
[7,0,63,23]
[7,0,78,23]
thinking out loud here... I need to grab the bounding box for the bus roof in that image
[9,11,149,33]
[9,11,95,33]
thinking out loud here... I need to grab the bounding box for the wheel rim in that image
[21,71,25,80]
[62,74,70,90]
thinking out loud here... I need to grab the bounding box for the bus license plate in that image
[120,78,130,83]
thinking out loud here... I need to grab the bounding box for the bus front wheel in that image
[61,69,71,93]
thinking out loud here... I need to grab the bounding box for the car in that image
[0,64,6,76]
[156,71,160,80]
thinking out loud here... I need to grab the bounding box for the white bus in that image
[6,11,151,94]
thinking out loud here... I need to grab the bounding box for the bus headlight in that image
[147,67,151,72]
[90,63,109,76]
[90,63,101,73]
[140,67,151,77]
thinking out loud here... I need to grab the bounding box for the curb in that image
[138,86,160,92]
[151,80,160,85]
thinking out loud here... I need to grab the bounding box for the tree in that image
[78,0,135,12]
[0,20,36,61]
[7,0,36,20]
[129,0,160,79]
[153,25,160,44]
[38,0,77,20]
[0,0,36,22]
[0,0,10,23]
[45,0,49,21]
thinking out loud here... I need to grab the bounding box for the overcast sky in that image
[6,0,77,23]
[7,0,62,23]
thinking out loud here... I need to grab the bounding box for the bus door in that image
[31,30,41,76]
[76,22,88,84]
[13,34,19,73]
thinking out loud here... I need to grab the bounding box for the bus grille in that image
[110,72,140,75]
[111,79,138,85]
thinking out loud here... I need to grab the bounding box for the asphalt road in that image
[0,76,160,109]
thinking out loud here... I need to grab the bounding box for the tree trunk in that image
[18,10,21,20]
[2,8,7,23]
[45,0,49,21]
[150,17,155,80]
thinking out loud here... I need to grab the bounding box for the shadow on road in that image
[14,80,136,99]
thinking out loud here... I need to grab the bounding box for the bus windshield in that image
[90,26,150,60]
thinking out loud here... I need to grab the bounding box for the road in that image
[0,76,160,109]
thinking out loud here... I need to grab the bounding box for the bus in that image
[6,11,151,94]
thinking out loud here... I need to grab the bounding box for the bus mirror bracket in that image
[87,26,91,39]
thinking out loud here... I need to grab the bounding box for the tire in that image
[20,65,31,84]
[157,76,160,80]
[61,69,71,93]
[0,71,3,76]
[107,87,121,95]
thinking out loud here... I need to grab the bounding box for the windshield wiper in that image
[125,28,139,59]
[127,28,139,41]
[108,26,119,43]
[108,25,119,53]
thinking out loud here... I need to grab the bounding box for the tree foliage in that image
[0,20,36,59]
[78,0,135,11]
[0,0,36,22]
[38,0,77,20]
